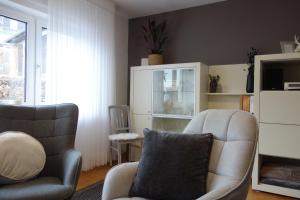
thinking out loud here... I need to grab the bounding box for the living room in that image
[0,0,299,200]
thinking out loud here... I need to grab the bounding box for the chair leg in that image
[117,142,122,164]
[109,141,113,166]
[128,143,132,162]
[138,140,144,160]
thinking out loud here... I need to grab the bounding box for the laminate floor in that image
[77,165,295,200]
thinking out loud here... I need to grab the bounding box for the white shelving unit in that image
[207,64,252,110]
[130,63,254,132]
[252,53,300,198]
[130,62,208,135]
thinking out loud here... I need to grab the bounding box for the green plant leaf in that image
[161,21,166,32]
[141,17,168,55]
[141,25,147,33]
[144,35,149,43]
[159,36,167,46]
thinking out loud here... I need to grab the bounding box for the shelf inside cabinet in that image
[205,92,254,96]
[151,114,193,119]
[152,116,191,133]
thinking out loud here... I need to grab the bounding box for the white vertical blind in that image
[46,0,116,170]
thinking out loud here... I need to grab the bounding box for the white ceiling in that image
[113,0,227,18]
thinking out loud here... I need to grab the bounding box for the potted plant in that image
[246,47,259,93]
[141,18,167,65]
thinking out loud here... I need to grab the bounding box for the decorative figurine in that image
[209,75,220,93]
[246,47,259,93]
[294,35,300,52]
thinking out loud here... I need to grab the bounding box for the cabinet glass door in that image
[153,68,195,116]
[152,118,191,133]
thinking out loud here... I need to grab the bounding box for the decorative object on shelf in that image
[208,74,220,93]
[280,41,296,53]
[141,58,149,66]
[148,54,163,65]
[294,35,300,52]
[141,18,167,65]
[240,95,250,112]
[246,47,259,93]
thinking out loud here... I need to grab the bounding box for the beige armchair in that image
[102,109,258,200]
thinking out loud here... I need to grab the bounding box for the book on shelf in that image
[240,95,254,114]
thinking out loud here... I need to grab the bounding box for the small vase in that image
[246,64,254,93]
[210,80,218,93]
[148,54,163,65]
[209,75,220,93]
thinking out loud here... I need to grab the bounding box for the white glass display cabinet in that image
[153,68,195,117]
[130,62,208,135]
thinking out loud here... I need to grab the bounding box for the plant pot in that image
[148,54,163,65]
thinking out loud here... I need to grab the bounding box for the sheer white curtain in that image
[46,0,116,171]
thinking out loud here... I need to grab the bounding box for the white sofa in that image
[102,109,258,200]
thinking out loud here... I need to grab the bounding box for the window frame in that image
[35,19,47,104]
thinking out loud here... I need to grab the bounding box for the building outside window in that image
[0,15,26,104]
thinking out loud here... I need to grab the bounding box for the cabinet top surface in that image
[131,62,203,70]
[256,52,300,62]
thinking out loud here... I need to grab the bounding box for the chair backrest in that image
[0,103,79,177]
[183,109,257,196]
[108,105,130,134]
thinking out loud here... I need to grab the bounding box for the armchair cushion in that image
[129,129,213,200]
[0,176,72,200]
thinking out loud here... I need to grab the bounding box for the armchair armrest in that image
[196,176,250,200]
[102,162,138,200]
[61,149,82,188]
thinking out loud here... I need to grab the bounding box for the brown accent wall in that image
[128,0,300,67]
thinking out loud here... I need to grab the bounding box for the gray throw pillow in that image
[129,128,213,200]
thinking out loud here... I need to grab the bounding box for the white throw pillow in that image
[0,131,46,184]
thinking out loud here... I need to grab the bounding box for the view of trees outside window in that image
[0,15,26,104]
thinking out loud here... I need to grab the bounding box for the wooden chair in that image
[108,105,143,165]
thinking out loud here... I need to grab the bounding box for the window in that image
[0,4,46,105]
[0,15,26,104]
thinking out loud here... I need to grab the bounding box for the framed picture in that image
[280,41,296,53]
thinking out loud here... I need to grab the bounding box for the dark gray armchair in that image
[0,103,82,200]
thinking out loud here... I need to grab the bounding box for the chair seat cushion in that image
[115,198,147,200]
[0,176,72,200]
[129,129,213,200]
[0,131,46,184]
[109,133,142,141]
